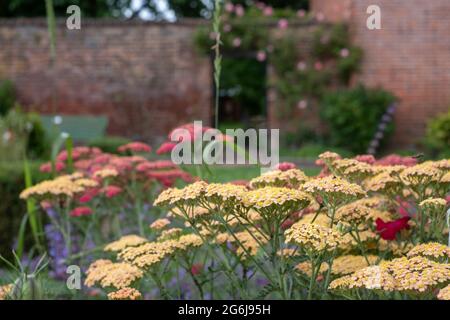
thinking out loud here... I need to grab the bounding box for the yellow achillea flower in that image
[150,218,171,230]
[400,163,441,187]
[431,159,450,171]
[154,181,208,206]
[296,255,379,277]
[318,151,340,162]
[20,174,96,200]
[249,169,309,189]
[329,265,396,291]
[119,242,174,263]
[364,172,403,194]
[302,176,366,205]
[204,183,247,203]
[93,168,119,179]
[333,159,374,181]
[108,287,142,300]
[419,198,447,211]
[157,228,183,241]
[371,165,406,175]
[378,240,413,256]
[335,202,373,225]
[437,284,450,300]
[407,242,450,261]
[0,284,13,300]
[440,171,450,183]
[297,213,331,227]
[85,260,143,289]
[382,256,450,292]
[242,187,311,210]
[104,235,148,252]
[233,229,268,260]
[285,222,343,253]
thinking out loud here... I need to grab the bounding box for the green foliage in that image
[221,58,266,116]
[0,161,47,260]
[0,80,16,116]
[0,108,49,161]
[424,108,450,157]
[281,143,354,159]
[88,135,131,154]
[320,85,396,154]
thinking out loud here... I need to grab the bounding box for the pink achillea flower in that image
[278,19,289,29]
[70,206,93,217]
[156,142,176,155]
[118,142,152,153]
[103,185,123,198]
[79,188,100,203]
[40,161,65,173]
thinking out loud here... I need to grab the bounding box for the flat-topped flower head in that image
[92,168,119,179]
[419,198,447,211]
[400,163,441,187]
[438,284,450,300]
[0,284,13,300]
[20,174,94,200]
[335,202,374,225]
[285,222,343,253]
[297,255,379,277]
[382,256,450,292]
[154,181,208,207]
[318,151,341,162]
[329,265,396,291]
[104,235,148,252]
[364,172,402,195]
[302,176,366,206]
[249,169,309,189]
[407,242,450,261]
[333,159,374,182]
[242,187,311,212]
[108,287,142,300]
[85,260,143,289]
[150,218,171,230]
[204,183,247,205]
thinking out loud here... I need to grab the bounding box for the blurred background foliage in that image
[0,0,308,19]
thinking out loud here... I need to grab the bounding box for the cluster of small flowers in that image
[285,222,343,253]
[249,169,309,189]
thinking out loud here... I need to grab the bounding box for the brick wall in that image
[311,0,450,148]
[0,19,212,144]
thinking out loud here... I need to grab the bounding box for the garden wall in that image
[311,0,450,147]
[0,19,212,143]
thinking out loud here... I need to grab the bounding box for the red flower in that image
[156,142,177,155]
[276,162,297,171]
[118,142,152,153]
[375,217,410,240]
[103,185,123,198]
[190,263,203,276]
[70,206,93,217]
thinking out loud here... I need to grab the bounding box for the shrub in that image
[0,80,15,116]
[88,136,131,154]
[424,108,450,158]
[0,161,46,260]
[320,85,396,154]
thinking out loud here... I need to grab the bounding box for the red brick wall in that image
[0,19,211,144]
[311,0,450,148]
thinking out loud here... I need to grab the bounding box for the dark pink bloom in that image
[156,142,177,155]
[190,263,203,276]
[354,154,376,165]
[103,185,123,198]
[79,188,100,203]
[70,206,93,217]
[276,162,297,171]
[40,161,65,173]
[118,142,152,153]
[278,19,289,29]
[375,154,418,166]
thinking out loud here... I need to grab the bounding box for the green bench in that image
[40,115,108,142]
